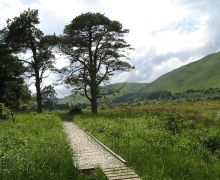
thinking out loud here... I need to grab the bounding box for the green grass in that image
[0,112,107,180]
[2,101,220,179]
[75,101,220,179]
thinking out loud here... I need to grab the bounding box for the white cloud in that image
[0,0,220,97]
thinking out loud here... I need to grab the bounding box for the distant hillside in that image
[59,82,147,105]
[59,51,220,104]
[140,52,220,93]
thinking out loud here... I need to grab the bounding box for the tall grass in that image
[75,101,220,179]
[0,112,107,180]
[0,112,76,179]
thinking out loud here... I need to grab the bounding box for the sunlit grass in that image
[0,112,107,180]
[75,101,220,179]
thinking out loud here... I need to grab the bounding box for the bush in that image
[69,106,82,115]
[164,112,183,133]
[202,136,220,153]
[19,102,33,111]
[0,103,10,120]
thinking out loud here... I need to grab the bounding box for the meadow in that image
[0,112,106,180]
[1,101,220,179]
[75,100,220,179]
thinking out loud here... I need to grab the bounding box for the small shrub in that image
[164,112,183,133]
[20,103,31,111]
[0,103,10,120]
[69,106,82,115]
[202,136,220,153]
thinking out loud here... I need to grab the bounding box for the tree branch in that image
[19,59,33,65]
[83,85,92,101]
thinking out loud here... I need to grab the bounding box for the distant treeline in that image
[112,87,220,103]
[55,88,220,109]
[52,103,88,110]
[173,88,220,101]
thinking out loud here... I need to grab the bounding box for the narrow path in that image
[63,122,141,180]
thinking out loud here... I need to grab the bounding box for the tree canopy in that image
[0,43,31,111]
[1,9,55,112]
[58,12,134,113]
[0,11,134,113]
[42,85,57,110]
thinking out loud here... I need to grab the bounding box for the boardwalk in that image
[63,122,141,180]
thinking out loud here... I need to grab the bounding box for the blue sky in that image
[0,0,220,97]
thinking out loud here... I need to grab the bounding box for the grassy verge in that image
[75,101,220,179]
[0,112,107,180]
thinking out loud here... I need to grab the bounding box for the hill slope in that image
[140,52,220,93]
[59,51,220,104]
[59,82,147,105]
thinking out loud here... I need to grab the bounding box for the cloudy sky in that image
[1,0,220,97]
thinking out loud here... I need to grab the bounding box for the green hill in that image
[59,51,220,104]
[140,52,220,93]
[59,82,147,105]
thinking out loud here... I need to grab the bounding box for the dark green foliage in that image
[54,103,70,110]
[58,12,133,113]
[2,11,41,51]
[42,85,58,110]
[0,103,10,120]
[1,9,55,113]
[0,44,31,110]
[79,168,107,180]
[114,87,220,103]
[173,88,220,101]
[201,129,220,159]
[162,111,195,133]
[113,90,172,103]
[164,112,182,133]
[69,106,82,115]
[203,136,220,153]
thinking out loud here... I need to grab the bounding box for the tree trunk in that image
[31,41,42,113]
[9,108,15,123]
[90,77,98,114]
[35,70,42,113]
[91,97,98,113]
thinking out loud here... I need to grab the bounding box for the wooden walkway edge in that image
[63,122,141,180]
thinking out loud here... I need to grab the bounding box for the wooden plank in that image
[108,174,139,180]
[63,122,141,180]
[77,124,127,163]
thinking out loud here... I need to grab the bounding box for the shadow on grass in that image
[57,111,74,122]
[79,168,108,180]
